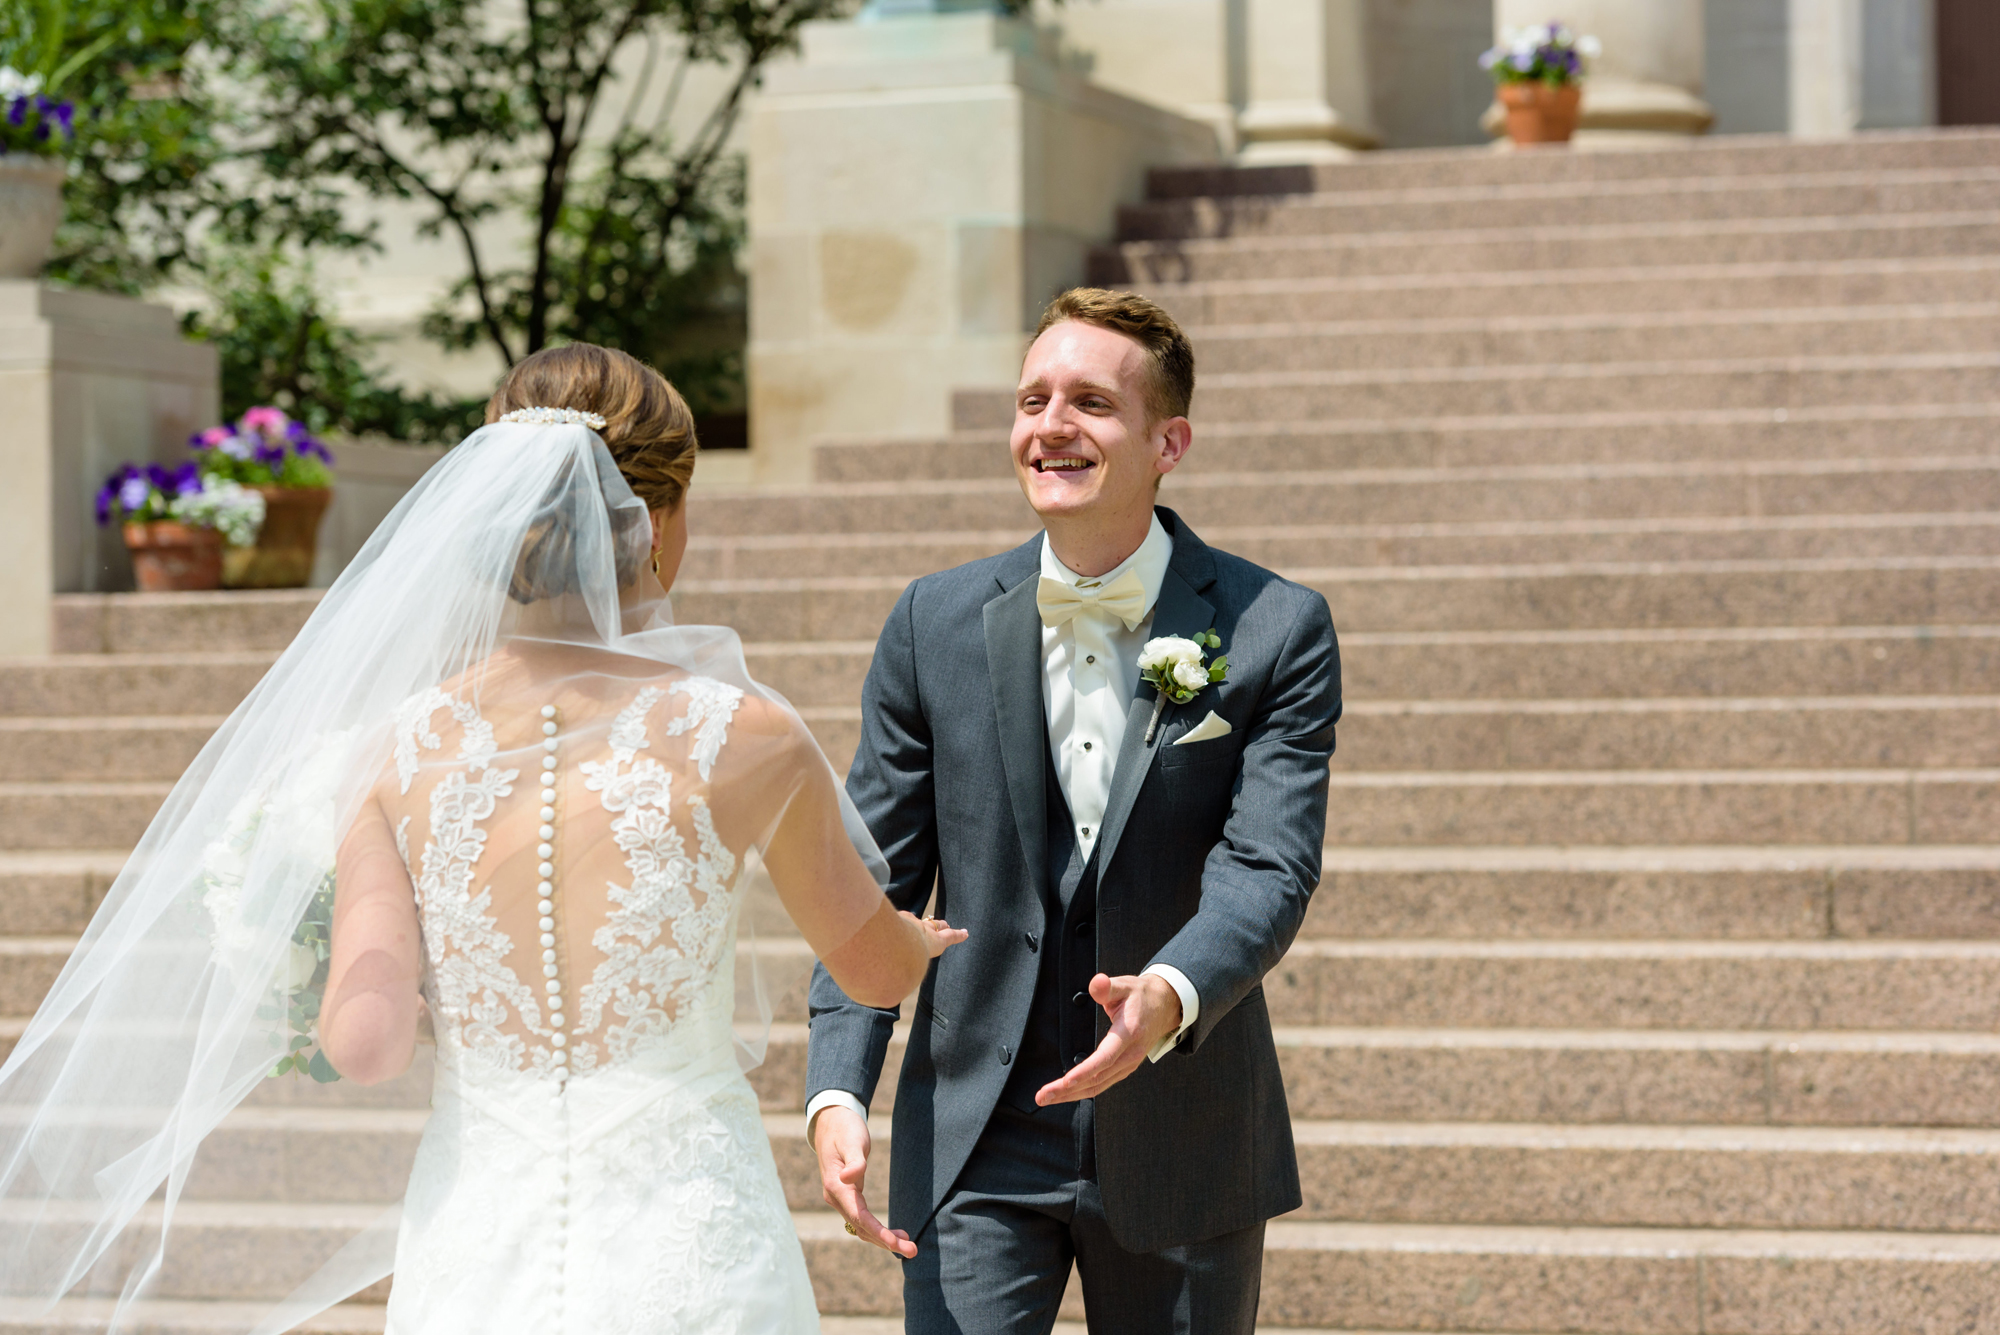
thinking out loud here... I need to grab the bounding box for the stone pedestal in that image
[1491,0,1714,144]
[1790,0,1864,138]
[0,283,219,654]
[745,13,1219,485]
[1237,0,1379,162]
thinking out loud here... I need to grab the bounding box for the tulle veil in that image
[0,418,888,1331]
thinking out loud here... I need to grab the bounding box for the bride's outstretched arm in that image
[322,796,425,1085]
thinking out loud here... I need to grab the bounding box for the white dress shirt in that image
[806,518,1201,1139]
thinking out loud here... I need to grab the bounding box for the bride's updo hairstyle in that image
[485,343,697,603]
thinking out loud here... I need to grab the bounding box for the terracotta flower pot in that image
[223,486,333,589]
[124,521,224,592]
[1499,82,1583,146]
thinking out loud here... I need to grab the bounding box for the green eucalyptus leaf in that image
[272,1054,295,1077]
[289,1034,312,1051]
[307,1050,341,1083]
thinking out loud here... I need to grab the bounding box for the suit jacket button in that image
[1024,931,1038,951]
[1071,991,1088,1007]
[998,1045,1012,1065]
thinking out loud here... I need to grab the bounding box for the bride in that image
[0,344,961,1334]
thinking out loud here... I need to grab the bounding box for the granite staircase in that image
[4,127,2000,1331]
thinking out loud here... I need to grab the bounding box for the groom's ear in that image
[1153,415,1192,488]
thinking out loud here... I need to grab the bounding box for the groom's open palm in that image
[1035,972,1182,1106]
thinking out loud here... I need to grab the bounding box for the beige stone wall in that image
[0,282,218,651]
[744,13,1219,485]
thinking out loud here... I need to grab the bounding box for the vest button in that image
[998,1045,1013,1065]
[1023,931,1038,951]
[1075,920,1092,937]
[1071,991,1088,1007]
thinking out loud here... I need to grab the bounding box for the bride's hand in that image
[900,912,967,958]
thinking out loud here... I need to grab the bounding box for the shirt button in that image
[1086,655,1096,664]
[1081,826,1091,838]
[1082,742,1092,751]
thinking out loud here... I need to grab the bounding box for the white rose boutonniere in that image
[1138,629,1228,744]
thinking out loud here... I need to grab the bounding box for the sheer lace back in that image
[385,667,750,1087]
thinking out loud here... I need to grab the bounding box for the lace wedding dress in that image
[376,669,819,1334]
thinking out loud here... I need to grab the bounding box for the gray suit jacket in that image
[804,507,1341,1253]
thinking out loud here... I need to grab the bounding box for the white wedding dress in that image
[377,671,819,1334]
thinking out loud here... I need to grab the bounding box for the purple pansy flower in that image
[118,473,151,513]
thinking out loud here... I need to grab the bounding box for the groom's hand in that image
[812,1105,918,1258]
[1034,972,1183,1106]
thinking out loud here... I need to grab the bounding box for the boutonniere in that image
[1139,629,1227,744]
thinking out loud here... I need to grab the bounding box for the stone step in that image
[1148,256,2000,327]
[1124,169,2000,243]
[1141,129,2000,199]
[1334,626,2000,702]
[0,1299,389,1333]
[714,456,2000,538]
[1194,354,2000,422]
[801,1210,2000,1331]
[764,1113,2000,1234]
[1097,209,2000,286]
[761,624,2000,709]
[6,762,1993,853]
[0,653,274,718]
[1266,940,2000,1031]
[1194,305,2000,375]
[847,403,2000,483]
[1274,1026,2000,1129]
[1321,766,1996,846]
[749,1022,2000,1129]
[1307,846,2000,942]
[688,512,2000,583]
[797,695,2000,783]
[32,693,1995,782]
[678,557,2000,641]
[0,718,220,782]
[53,593,318,656]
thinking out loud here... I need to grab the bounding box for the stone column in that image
[1492,0,1714,142]
[1235,0,1379,162]
[0,283,218,654]
[745,12,1219,484]
[1790,0,1864,137]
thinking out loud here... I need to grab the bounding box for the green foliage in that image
[182,251,486,445]
[219,0,835,413]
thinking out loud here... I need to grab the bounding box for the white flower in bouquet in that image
[287,942,321,992]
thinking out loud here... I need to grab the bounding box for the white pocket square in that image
[1172,710,1231,746]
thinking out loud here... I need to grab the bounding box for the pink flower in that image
[197,427,231,447]
[239,406,289,439]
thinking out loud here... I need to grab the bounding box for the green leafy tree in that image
[183,250,485,444]
[223,0,841,415]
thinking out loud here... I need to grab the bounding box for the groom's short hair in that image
[1034,288,1195,424]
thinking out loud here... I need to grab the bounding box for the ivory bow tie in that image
[1037,569,1149,630]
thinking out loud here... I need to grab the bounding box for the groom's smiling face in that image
[1010,321,1188,528]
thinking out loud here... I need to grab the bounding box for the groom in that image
[805,287,1341,1332]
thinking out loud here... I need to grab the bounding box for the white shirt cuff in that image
[805,1090,869,1146]
[1141,964,1199,1063]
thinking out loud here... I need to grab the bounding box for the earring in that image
[650,547,662,576]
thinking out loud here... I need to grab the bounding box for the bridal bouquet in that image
[199,735,357,1083]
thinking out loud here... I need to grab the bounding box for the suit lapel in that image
[1092,529,1215,884]
[983,546,1049,893]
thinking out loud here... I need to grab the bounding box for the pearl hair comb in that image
[500,407,608,430]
